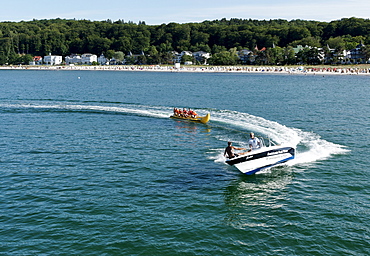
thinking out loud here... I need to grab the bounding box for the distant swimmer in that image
[224,142,246,159]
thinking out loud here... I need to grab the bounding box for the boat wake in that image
[289,129,349,166]
[0,101,171,119]
[207,109,349,168]
[1,101,349,168]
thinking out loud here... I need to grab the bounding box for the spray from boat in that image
[208,109,349,170]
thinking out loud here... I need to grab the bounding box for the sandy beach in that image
[1,65,370,75]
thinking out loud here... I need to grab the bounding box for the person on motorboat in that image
[248,132,262,152]
[224,142,246,159]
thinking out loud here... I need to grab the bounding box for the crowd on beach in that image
[2,64,370,75]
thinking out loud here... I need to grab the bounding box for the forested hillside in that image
[0,17,369,65]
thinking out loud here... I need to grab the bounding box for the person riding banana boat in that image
[173,108,198,118]
[171,108,210,124]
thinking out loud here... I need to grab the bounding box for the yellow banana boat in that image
[170,113,210,124]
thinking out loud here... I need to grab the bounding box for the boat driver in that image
[224,142,246,159]
[248,132,262,151]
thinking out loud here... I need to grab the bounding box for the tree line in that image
[0,17,369,65]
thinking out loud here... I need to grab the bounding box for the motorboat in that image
[170,113,210,124]
[225,137,295,175]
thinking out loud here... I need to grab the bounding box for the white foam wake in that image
[209,109,349,166]
[289,129,349,166]
[1,102,171,119]
[65,104,170,119]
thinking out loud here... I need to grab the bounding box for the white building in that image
[347,44,367,63]
[172,51,193,63]
[169,51,179,64]
[65,54,82,65]
[43,54,62,65]
[192,51,211,64]
[81,53,98,65]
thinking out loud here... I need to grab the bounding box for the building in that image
[172,51,193,64]
[43,53,62,65]
[109,57,118,65]
[325,45,349,64]
[126,51,145,64]
[81,53,98,65]
[65,54,82,65]
[169,51,179,64]
[29,56,43,65]
[98,54,109,65]
[237,49,254,63]
[347,44,367,63]
[192,51,211,64]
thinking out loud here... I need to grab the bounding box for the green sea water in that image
[0,70,369,255]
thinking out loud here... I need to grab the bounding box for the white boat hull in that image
[226,145,295,175]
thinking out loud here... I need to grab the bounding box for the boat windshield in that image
[262,137,280,147]
[257,137,281,147]
[259,137,266,147]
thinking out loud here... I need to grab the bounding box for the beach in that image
[1,64,370,75]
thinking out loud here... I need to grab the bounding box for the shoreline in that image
[1,65,370,75]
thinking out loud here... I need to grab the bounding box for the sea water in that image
[0,70,369,255]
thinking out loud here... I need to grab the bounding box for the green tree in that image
[167,23,191,51]
[290,36,321,48]
[209,50,238,65]
[296,47,322,64]
[16,54,33,64]
[190,31,210,46]
[136,55,147,64]
[113,51,125,62]
[282,46,297,65]
[105,49,115,59]
[211,44,227,54]
[266,46,284,65]
[180,54,194,64]
[287,26,311,43]
[362,44,370,63]
[132,29,150,52]
[326,36,346,49]
[113,36,132,54]
[86,36,112,54]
